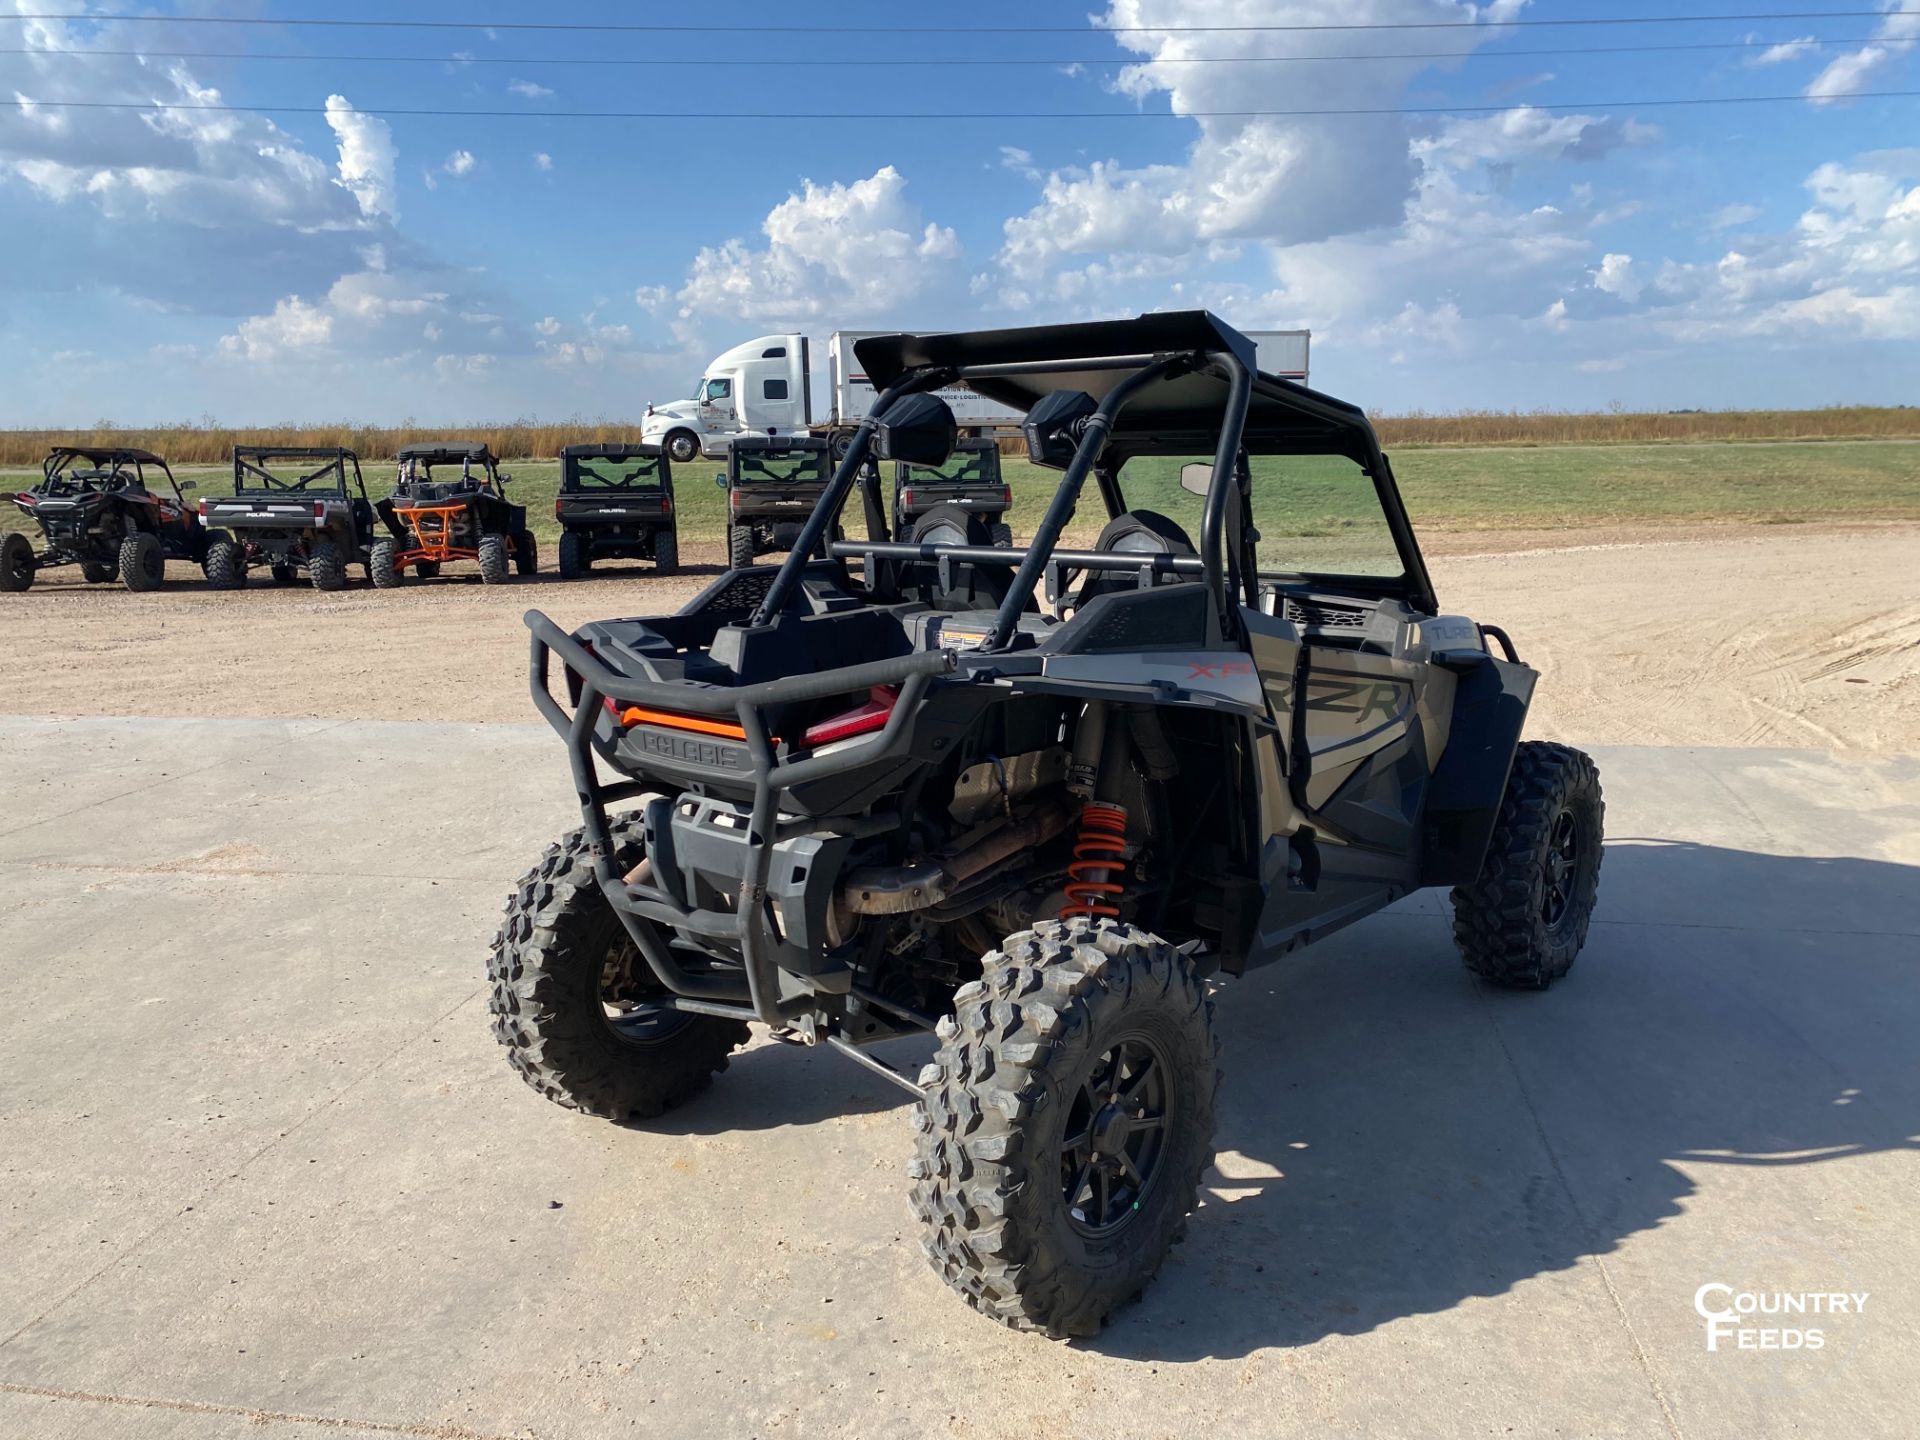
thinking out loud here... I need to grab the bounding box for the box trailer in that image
[639,327,1309,462]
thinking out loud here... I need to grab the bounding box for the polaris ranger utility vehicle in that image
[202,447,385,592]
[555,443,678,579]
[893,436,1014,547]
[370,442,535,587]
[717,435,832,569]
[3,446,225,593]
[493,313,1603,1338]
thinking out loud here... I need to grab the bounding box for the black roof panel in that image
[47,445,167,465]
[396,440,495,461]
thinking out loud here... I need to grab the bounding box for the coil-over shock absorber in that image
[1061,801,1130,919]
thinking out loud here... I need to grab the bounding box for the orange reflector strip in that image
[616,706,751,741]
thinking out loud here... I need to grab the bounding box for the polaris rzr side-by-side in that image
[202,447,386,592]
[3,446,226,593]
[491,313,1604,1338]
[555,443,679,579]
[369,442,536,587]
[893,435,1015,548]
[716,435,832,569]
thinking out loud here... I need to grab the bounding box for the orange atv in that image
[369,441,536,586]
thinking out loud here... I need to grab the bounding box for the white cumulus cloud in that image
[325,96,398,220]
[677,165,961,322]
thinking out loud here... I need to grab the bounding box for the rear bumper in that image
[525,610,953,1025]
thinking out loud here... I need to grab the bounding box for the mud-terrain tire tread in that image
[489,814,749,1119]
[0,532,34,592]
[727,525,755,570]
[908,917,1220,1338]
[557,530,585,580]
[119,531,163,591]
[204,538,247,590]
[308,540,347,592]
[513,528,539,577]
[652,530,677,574]
[477,533,510,584]
[988,521,1015,549]
[369,537,401,588]
[1451,740,1604,989]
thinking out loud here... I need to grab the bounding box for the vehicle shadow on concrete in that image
[634,1034,930,1136]
[1088,839,1920,1361]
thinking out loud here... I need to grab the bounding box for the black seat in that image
[1075,510,1197,607]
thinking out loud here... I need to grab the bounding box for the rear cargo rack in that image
[526,610,955,1027]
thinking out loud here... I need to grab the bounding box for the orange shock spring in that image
[1061,803,1130,919]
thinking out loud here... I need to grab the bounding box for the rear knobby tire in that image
[81,559,117,584]
[513,528,539,577]
[369,538,402,589]
[556,530,586,580]
[1451,740,1605,989]
[910,918,1219,1338]
[477,533,511,584]
[308,540,347,592]
[489,815,749,1119]
[988,521,1014,548]
[652,529,677,574]
[727,525,755,570]
[204,538,247,591]
[119,532,163,592]
[0,532,34,592]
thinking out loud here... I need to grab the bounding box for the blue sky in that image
[2,0,1917,424]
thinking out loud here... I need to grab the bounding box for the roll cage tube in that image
[749,368,956,629]
[983,351,1199,652]
[1198,353,1254,628]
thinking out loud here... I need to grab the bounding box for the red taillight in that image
[802,687,898,747]
[999,486,1013,505]
[728,489,741,511]
[16,492,37,507]
[899,487,916,509]
[555,498,565,518]
[313,501,327,522]
[197,498,208,519]
[661,495,673,514]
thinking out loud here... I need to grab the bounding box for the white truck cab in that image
[641,335,811,463]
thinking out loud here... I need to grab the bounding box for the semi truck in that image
[640,328,1309,462]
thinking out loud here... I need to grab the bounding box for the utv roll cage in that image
[40,446,177,496]
[232,446,367,497]
[526,311,1442,1035]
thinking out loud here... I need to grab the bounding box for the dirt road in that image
[1,525,1914,752]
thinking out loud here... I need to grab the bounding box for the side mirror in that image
[873,393,958,468]
[714,473,728,489]
[1179,463,1212,497]
[179,480,198,492]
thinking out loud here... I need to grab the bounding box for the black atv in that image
[555,443,678,580]
[893,436,1014,548]
[494,313,1604,1339]
[716,435,831,570]
[202,447,385,592]
[369,442,535,587]
[3,446,226,593]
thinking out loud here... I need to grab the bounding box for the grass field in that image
[2,406,1917,469]
[10,440,1910,556]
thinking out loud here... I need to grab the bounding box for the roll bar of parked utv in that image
[525,611,955,1028]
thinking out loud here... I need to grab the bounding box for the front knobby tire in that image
[119,531,163,591]
[204,538,247,591]
[727,525,755,570]
[513,528,539,577]
[910,918,1220,1338]
[1452,741,1605,989]
[308,540,347,592]
[489,816,749,1120]
[477,533,511,584]
[369,537,402,589]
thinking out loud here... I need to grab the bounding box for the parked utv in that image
[555,443,678,579]
[202,447,385,592]
[717,435,831,569]
[370,442,535,587]
[3,446,225,593]
[894,436,1015,548]
[492,314,1604,1339]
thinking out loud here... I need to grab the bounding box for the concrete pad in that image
[1,720,1915,1439]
